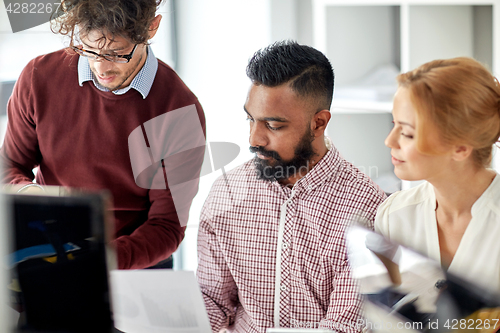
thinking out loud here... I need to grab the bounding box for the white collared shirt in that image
[375,174,500,292]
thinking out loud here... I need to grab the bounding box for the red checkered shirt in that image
[197,143,386,333]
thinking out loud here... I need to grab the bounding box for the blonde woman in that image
[375,57,500,292]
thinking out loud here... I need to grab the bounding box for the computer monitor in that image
[0,193,11,331]
[3,190,115,333]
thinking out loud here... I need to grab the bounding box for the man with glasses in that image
[0,0,206,270]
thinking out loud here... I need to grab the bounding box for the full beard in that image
[250,128,316,182]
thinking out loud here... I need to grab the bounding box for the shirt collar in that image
[77,45,158,99]
[268,136,342,193]
[298,136,341,188]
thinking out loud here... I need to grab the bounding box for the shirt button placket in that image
[279,198,294,327]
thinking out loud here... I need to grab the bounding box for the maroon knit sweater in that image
[0,49,206,269]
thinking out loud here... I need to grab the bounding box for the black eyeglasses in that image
[71,44,138,64]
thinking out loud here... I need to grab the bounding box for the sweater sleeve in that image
[113,100,206,270]
[0,59,41,185]
[112,186,187,270]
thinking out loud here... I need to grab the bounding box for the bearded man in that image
[196,40,386,333]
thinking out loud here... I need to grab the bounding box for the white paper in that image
[110,270,212,333]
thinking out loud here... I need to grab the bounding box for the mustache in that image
[249,146,281,160]
[90,68,120,77]
[99,71,120,76]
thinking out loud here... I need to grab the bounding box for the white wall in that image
[174,0,273,271]
[325,6,400,86]
[409,6,474,69]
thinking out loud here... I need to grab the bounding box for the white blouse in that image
[375,174,500,292]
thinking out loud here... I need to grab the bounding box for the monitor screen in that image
[3,190,115,333]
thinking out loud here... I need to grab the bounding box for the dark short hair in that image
[52,0,162,47]
[246,40,334,111]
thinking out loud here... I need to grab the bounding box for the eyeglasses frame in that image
[71,44,138,63]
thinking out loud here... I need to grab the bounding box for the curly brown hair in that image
[51,0,162,47]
